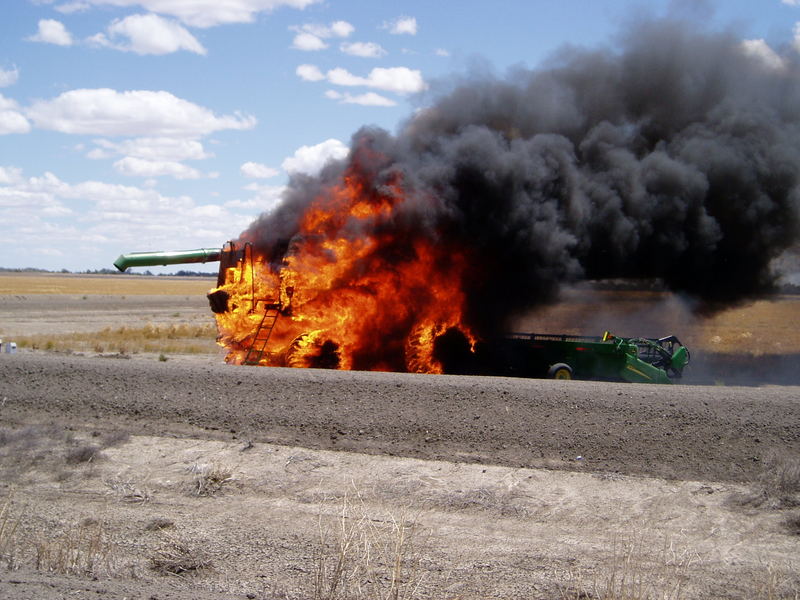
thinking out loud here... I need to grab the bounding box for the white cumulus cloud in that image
[326,67,364,87]
[329,21,355,37]
[340,41,386,58]
[296,64,325,81]
[0,95,31,135]
[88,137,212,162]
[60,0,322,28]
[26,88,256,136]
[324,90,396,107]
[0,166,24,185]
[292,32,328,51]
[113,156,204,179]
[366,67,426,94]
[0,171,73,222]
[90,13,207,55]
[0,66,19,88]
[54,2,92,14]
[325,66,426,94]
[383,16,417,35]
[741,39,786,71]
[0,167,255,269]
[282,139,348,176]
[240,161,279,178]
[291,20,353,51]
[28,19,74,46]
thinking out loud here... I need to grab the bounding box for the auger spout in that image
[113,248,222,272]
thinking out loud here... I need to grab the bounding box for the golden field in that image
[2,272,799,357]
[0,272,214,296]
[0,273,219,357]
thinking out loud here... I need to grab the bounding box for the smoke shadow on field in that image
[683,353,800,387]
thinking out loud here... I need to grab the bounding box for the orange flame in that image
[210,156,475,373]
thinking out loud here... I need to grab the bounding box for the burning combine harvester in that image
[114,243,690,384]
[111,22,800,385]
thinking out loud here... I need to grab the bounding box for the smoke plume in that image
[242,19,800,339]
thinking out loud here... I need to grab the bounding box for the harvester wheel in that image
[548,363,573,380]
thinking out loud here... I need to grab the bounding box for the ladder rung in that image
[244,305,281,365]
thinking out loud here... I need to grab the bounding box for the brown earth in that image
[1,351,799,599]
[2,352,799,484]
[0,280,799,599]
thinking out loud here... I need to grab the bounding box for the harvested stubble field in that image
[0,272,799,600]
[0,272,220,357]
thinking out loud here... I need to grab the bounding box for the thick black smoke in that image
[242,19,800,338]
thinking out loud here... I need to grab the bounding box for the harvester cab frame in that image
[207,241,293,366]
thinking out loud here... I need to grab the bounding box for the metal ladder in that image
[243,302,281,365]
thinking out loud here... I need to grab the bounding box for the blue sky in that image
[1,0,798,272]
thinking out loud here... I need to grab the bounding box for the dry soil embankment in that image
[2,352,798,483]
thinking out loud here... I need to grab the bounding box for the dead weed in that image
[731,452,800,511]
[186,462,234,496]
[150,535,211,577]
[559,532,693,600]
[313,492,428,600]
[34,519,118,577]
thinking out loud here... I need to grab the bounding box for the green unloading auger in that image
[113,248,222,272]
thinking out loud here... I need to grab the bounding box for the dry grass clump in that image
[186,462,234,497]
[34,519,118,577]
[313,494,427,600]
[559,533,692,600]
[0,426,55,477]
[144,518,175,532]
[104,476,152,504]
[786,512,800,536]
[437,486,528,517]
[65,443,103,465]
[16,323,218,356]
[150,535,211,577]
[732,452,800,510]
[2,500,123,580]
[96,429,131,448]
[747,563,800,600]
[0,425,131,483]
[0,495,22,569]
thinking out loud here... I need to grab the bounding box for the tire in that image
[548,363,573,380]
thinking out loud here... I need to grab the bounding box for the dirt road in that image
[2,352,798,483]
